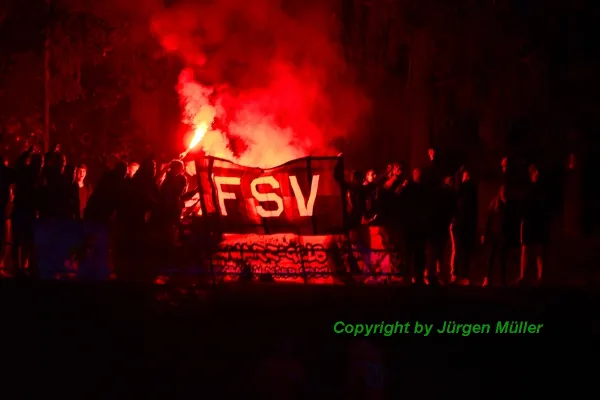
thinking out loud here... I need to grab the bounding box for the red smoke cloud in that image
[151,0,370,168]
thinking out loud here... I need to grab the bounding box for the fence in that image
[0,235,415,284]
[1,218,597,286]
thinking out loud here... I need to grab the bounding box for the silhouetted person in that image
[427,176,456,284]
[347,171,366,230]
[345,166,395,278]
[379,163,406,277]
[423,147,441,188]
[0,155,15,266]
[12,147,42,276]
[343,170,366,275]
[36,152,80,279]
[362,169,378,224]
[115,157,159,282]
[500,156,520,201]
[379,163,404,220]
[360,166,400,278]
[38,152,70,219]
[85,162,127,223]
[82,162,127,281]
[482,185,519,287]
[150,160,188,274]
[401,168,428,284]
[450,167,478,285]
[155,160,187,223]
[75,164,92,220]
[519,165,547,284]
[128,158,159,224]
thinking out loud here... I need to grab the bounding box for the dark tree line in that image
[337,0,596,174]
[0,0,165,173]
[1,0,597,179]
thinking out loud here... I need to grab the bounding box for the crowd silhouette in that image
[0,146,582,286]
[343,148,562,287]
[0,147,189,282]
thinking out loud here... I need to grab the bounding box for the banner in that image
[194,156,345,235]
[213,233,339,283]
[211,228,399,284]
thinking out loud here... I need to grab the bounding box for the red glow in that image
[151,0,370,168]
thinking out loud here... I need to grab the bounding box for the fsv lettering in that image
[213,175,320,217]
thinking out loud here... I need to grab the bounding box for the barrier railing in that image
[0,245,409,283]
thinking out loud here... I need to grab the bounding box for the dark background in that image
[1,1,598,169]
[2,281,597,397]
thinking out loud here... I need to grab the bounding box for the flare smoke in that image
[151,0,370,168]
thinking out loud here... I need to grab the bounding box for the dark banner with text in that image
[194,156,345,235]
